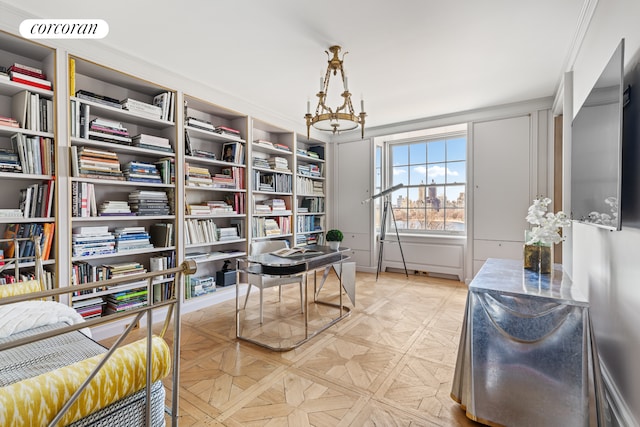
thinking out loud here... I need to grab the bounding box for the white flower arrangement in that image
[525,197,571,245]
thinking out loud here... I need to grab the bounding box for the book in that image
[271,247,321,258]
[69,57,75,97]
[11,90,29,128]
[9,71,52,90]
[75,90,122,109]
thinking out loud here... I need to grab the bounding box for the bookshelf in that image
[67,54,177,319]
[182,95,248,300]
[250,119,295,247]
[294,135,327,247]
[0,27,335,336]
[0,30,57,289]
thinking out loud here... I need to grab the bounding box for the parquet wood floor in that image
[103,271,481,426]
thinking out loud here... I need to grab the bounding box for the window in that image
[387,126,467,234]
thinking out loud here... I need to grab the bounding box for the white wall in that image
[567,0,640,424]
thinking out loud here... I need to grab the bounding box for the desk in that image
[451,258,606,427]
[235,246,355,351]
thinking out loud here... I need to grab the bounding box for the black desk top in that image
[243,245,349,276]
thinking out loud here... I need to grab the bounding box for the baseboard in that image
[600,361,639,427]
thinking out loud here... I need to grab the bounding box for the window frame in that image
[385,128,467,236]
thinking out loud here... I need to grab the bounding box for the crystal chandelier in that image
[305,45,366,139]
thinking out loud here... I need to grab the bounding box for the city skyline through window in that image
[388,128,466,233]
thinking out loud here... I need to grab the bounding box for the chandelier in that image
[305,45,366,139]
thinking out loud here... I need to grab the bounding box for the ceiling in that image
[6,0,587,136]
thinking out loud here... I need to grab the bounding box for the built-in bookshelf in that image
[250,120,295,247]
[182,95,248,300]
[294,136,327,247]
[0,30,57,289]
[0,28,334,336]
[67,54,177,319]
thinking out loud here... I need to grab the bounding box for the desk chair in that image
[243,240,304,324]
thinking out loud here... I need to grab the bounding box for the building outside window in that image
[387,124,467,234]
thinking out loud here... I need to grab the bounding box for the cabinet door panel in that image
[473,116,531,242]
[336,141,370,234]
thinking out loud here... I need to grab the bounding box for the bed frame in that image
[0,234,196,426]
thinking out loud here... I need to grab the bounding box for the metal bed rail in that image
[0,257,197,427]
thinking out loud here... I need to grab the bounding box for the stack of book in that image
[123,161,162,183]
[75,90,122,109]
[211,172,235,189]
[0,148,22,173]
[105,287,148,314]
[72,225,116,257]
[308,146,324,159]
[186,204,213,216]
[253,157,270,169]
[254,202,273,215]
[0,208,23,217]
[262,198,289,214]
[215,125,242,139]
[263,218,281,236]
[217,227,239,241]
[152,91,174,122]
[128,190,170,216]
[273,142,291,152]
[131,134,172,152]
[114,226,153,252]
[8,63,52,91]
[186,117,215,132]
[207,200,235,214]
[185,163,213,187]
[99,200,133,216]
[268,157,290,172]
[121,98,162,119]
[0,116,19,128]
[72,298,105,319]
[254,139,274,149]
[297,164,321,177]
[188,276,216,298]
[74,146,124,180]
[104,261,146,279]
[88,118,131,145]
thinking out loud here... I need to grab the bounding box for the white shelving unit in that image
[182,95,248,300]
[0,28,334,337]
[294,135,327,247]
[67,54,177,319]
[250,119,295,247]
[0,30,57,289]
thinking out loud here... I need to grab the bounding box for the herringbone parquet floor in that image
[105,270,481,426]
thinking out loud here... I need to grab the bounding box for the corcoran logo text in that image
[20,19,109,39]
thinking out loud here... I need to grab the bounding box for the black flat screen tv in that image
[571,39,624,231]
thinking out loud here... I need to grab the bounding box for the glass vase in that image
[523,231,553,274]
